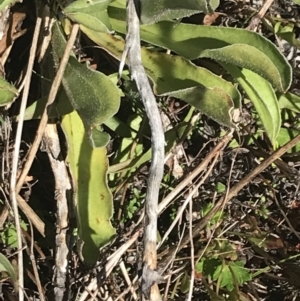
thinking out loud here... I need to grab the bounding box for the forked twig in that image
[120,0,165,300]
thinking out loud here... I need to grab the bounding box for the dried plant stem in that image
[160,133,300,267]
[43,124,71,301]
[121,0,165,299]
[10,14,42,301]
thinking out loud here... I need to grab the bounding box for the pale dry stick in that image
[187,193,195,301]
[160,133,300,267]
[27,220,45,301]
[158,155,220,249]
[247,0,275,31]
[15,23,80,195]
[17,195,45,236]
[115,275,139,301]
[77,230,141,301]
[9,15,42,301]
[121,0,165,299]
[43,124,71,301]
[119,260,138,300]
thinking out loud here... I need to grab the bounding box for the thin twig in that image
[247,0,275,31]
[15,23,80,194]
[9,14,42,301]
[121,0,165,300]
[28,220,45,301]
[159,133,300,267]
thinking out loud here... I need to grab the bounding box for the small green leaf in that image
[274,22,300,49]
[0,77,18,106]
[226,261,251,291]
[216,182,226,193]
[224,64,281,144]
[64,0,112,33]
[0,253,18,292]
[277,128,300,153]
[52,21,120,148]
[61,110,115,264]
[139,0,220,24]
[278,91,300,113]
[180,271,190,293]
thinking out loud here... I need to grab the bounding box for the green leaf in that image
[227,261,251,290]
[292,0,300,5]
[216,261,251,291]
[180,271,190,293]
[139,0,220,24]
[277,128,300,153]
[107,11,292,92]
[216,182,226,193]
[0,253,18,292]
[274,22,300,49]
[81,28,241,127]
[61,110,115,264]
[64,0,112,33]
[52,21,120,147]
[224,64,281,144]
[0,0,15,11]
[0,77,18,106]
[200,44,288,92]
[278,91,300,113]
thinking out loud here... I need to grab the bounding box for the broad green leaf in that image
[81,28,241,127]
[139,0,220,24]
[64,0,112,33]
[224,64,281,144]
[278,91,300,113]
[61,110,115,264]
[107,10,292,92]
[200,44,287,91]
[52,21,120,147]
[277,128,300,153]
[0,253,18,291]
[0,77,18,106]
[292,0,300,5]
[19,92,131,138]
